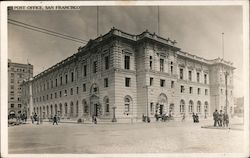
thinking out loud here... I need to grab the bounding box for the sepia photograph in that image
[1,1,249,157]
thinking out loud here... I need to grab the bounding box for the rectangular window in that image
[64,90,67,96]
[11,104,14,108]
[124,55,130,70]
[181,85,185,93]
[77,87,79,94]
[204,74,207,84]
[70,88,73,95]
[205,89,208,95]
[160,79,165,87]
[150,102,154,113]
[149,56,153,70]
[11,79,14,83]
[60,76,62,85]
[125,78,131,87]
[51,80,53,88]
[188,71,192,81]
[198,88,201,94]
[180,68,184,80]
[47,95,48,100]
[55,79,58,87]
[150,77,154,86]
[83,84,86,92]
[104,78,109,87]
[171,81,174,88]
[71,72,74,82]
[18,104,21,108]
[105,56,109,70]
[11,85,14,89]
[59,91,62,97]
[160,59,164,72]
[65,74,68,84]
[51,93,53,99]
[189,87,193,94]
[84,65,87,76]
[197,72,200,82]
[55,92,57,98]
[93,61,97,73]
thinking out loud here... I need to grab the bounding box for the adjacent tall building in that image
[21,28,235,122]
[8,59,33,117]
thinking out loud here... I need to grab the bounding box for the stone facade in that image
[21,28,235,122]
[8,59,33,117]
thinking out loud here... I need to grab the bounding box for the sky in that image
[8,5,244,97]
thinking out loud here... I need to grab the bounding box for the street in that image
[8,118,245,154]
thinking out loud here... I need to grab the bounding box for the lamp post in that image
[143,85,149,122]
[112,106,117,122]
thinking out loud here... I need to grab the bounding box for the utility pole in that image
[157,6,160,35]
[222,32,224,59]
[97,6,99,36]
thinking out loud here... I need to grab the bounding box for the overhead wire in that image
[8,19,88,44]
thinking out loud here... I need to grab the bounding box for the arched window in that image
[46,105,49,116]
[76,101,79,116]
[55,104,58,114]
[197,101,201,113]
[70,102,74,117]
[65,103,68,114]
[50,105,53,116]
[189,100,193,113]
[180,100,185,113]
[59,103,62,116]
[124,96,132,114]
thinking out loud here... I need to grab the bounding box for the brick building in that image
[21,28,235,122]
[8,59,33,117]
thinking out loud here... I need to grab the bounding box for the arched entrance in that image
[90,83,101,117]
[157,93,168,115]
[90,95,101,117]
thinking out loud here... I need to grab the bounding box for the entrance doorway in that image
[94,103,100,116]
[159,105,164,115]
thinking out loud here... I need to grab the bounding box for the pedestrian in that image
[192,112,196,123]
[181,113,185,122]
[94,115,97,124]
[31,115,34,124]
[218,110,223,127]
[213,110,219,127]
[155,113,159,122]
[142,114,145,122]
[53,114,58,125]
[195,113,199,123]
[223,112,229,127]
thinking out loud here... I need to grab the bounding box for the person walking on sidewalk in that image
[213,110,219,127]
[53,114,58,125]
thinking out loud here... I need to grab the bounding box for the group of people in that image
[31,113,43,125]
[213,109,229,127]
[192,113,200,123]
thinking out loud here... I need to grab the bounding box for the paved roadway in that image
[8,118,245,154]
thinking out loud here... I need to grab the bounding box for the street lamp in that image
[143,85,149,123]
